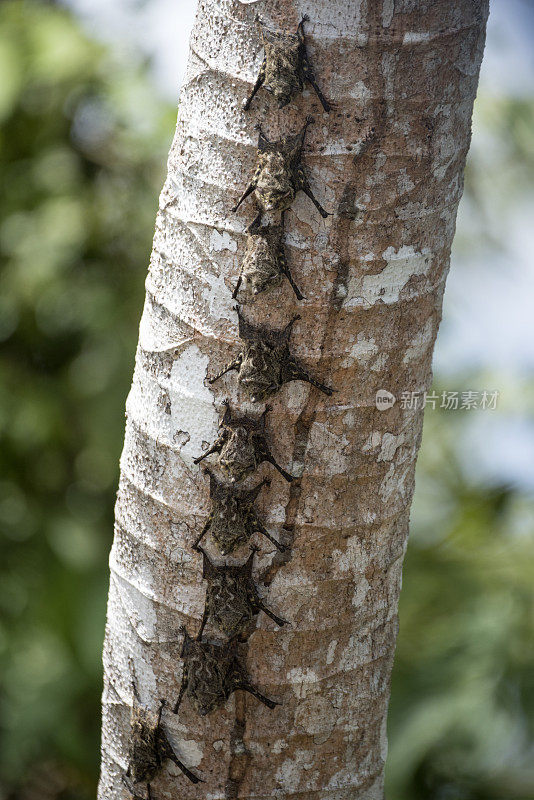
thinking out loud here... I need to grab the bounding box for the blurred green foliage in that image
[0,2,533,800]
[387,408,534,800]
[0,2,175,797]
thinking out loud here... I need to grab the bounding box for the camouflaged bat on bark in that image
[232,118,330,219]
[122,679,201,798]
[193,466,287,554]
[199,548,288,639]
[173,628,279,717]
[194,402,295,483]
[243,16,331,112]
[233,213,304,301]
[209,308,334,402]
[197,548,289,639]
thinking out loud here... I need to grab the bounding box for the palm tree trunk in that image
[98,1,488,798]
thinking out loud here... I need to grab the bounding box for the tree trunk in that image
[98,1,488,798]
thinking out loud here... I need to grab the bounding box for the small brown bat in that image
[209,308,334,402]
[233,213,304,301]
[198,547,289,639]
[194,402,295,483]
[193,466,287,554]
[122,678,201,798]
[232,118,330,219]
[173,627,279,716]
[243,16,331,112]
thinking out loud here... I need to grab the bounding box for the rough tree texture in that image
[99,1,488,798]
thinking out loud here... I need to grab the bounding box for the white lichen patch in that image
[343,245,431,307]
[379,461,412,507]
[284,381,311,414]
[403,31,432,44]
[363,431,382,451]
[352,575,371,608]
[272,739,289,754]
[149,260,235,328]
[398,169,415,194]
[275,750,316,791]
[378,462,399,504]
[370,352,389,372]
[286,668,319,699]
[341,333,379,366]
[265,500,289,526]
[377,432,405,462]
[125,368,171,442]
[343,410,356,428]
[167,735,204,768]
[305,422,349,475]
[331,534,366,575]
[272,586,316,628]
[271,568,315,592]
[210,228,237,252]
[294,695,337,744]
[167,345,219,466]
[339,634,372,671]
[326,639,338,664]
[382,0,395,27]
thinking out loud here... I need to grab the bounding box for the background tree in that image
[98,1,490,798]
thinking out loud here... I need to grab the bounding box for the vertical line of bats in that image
[123,15,336,796]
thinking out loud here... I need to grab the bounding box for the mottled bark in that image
[98,1,488,798]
